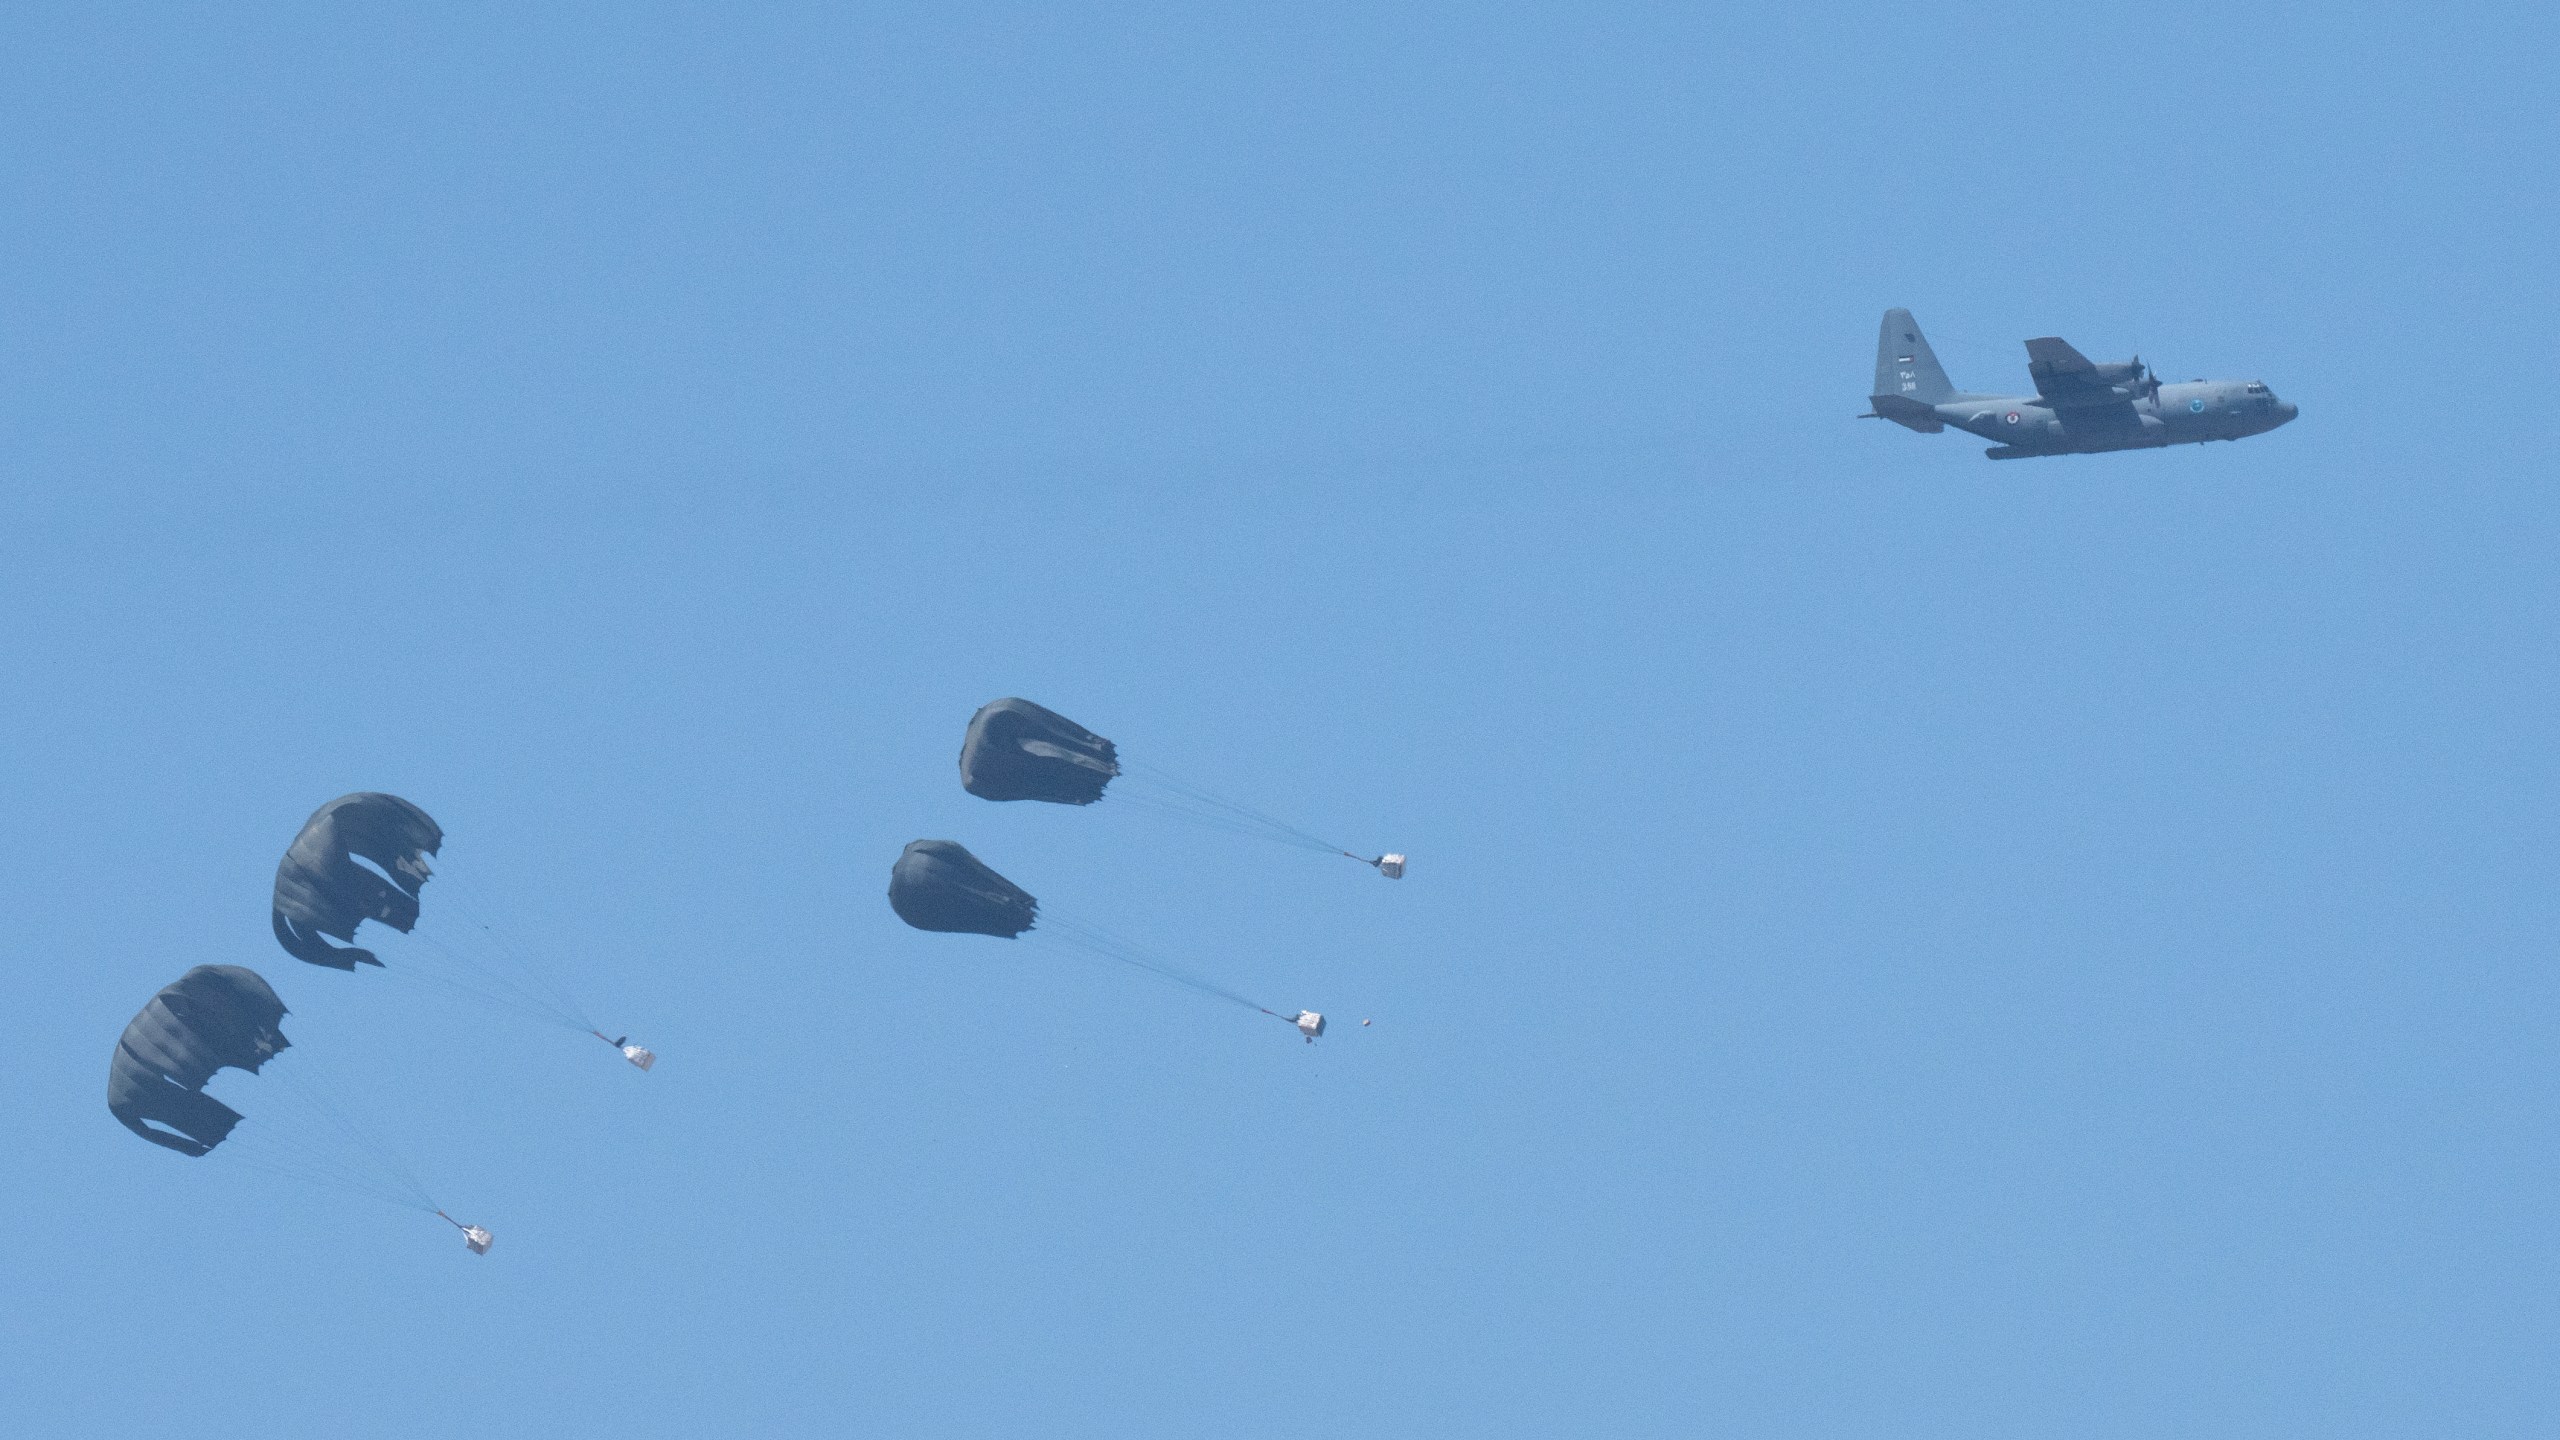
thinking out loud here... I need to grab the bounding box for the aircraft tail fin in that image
[1873,308,1955,404]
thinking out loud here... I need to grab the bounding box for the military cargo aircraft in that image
[1861,308,2296,459]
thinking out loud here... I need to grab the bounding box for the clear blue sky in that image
[5,5,2556,1436]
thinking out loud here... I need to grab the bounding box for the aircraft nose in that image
[2277,399,2299,425]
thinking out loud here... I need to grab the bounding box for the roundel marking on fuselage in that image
[2004,411,2021,425]
[2189,398,2206,413]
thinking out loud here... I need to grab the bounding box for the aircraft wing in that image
[2023,336,2123,407]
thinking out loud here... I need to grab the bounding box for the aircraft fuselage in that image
[1943,379,2298,459]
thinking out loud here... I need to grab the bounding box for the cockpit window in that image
[2245,383,2268,394]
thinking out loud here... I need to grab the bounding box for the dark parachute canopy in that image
[959,698,1118,805]
[272,793,443,970]
[888,840,1038,938]
[884,839,1299,1024]
[268,791,643,1068]
[108,966,290,1157]
[955,696,1399,876]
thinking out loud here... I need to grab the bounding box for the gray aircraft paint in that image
[1862,307,2297,460]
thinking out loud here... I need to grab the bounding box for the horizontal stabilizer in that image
[1863,392,1944,433]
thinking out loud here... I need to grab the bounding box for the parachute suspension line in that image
[1035,915,1270,1014]
[268,1067,439,1213]
[222,1110,436,1215]
[431,882,604,1033]
[275,1091,437,1216]
[220,1126,370,1189]
[392,933,574,1020]
[407,920,570,1014]
[1120,764,1345,851]
[1117,762,1369,861]
[390,957,584,1032]
[404,937,588,1024]
[1105,794,1393,871]
[405,871,599,1026]
[414,850,604,1019]
[1097,793,1334,847]
[404,930,594,1033]
[221,1145,434,1214]
[222,1111,370,1175]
